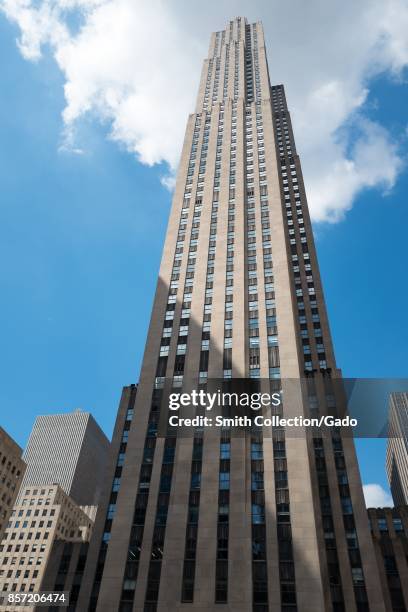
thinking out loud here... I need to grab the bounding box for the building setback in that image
[0,428,26,542]
[386,393,408,507]
[368,507,408,612]
[19,411,110,507]
[76,385,137,611]
[78,16,385,612]
[37,539,89,611]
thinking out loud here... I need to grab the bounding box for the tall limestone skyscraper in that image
[77,17,385,612]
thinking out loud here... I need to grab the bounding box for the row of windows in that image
[0,542,46,555]
[1,553,45,565]
[0,567,39,578]
[7,519,54,529]
[1,581,37,593]
[372,517,405,533]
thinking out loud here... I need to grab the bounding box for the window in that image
[378,518,388,532]
[252,504,265,524]
[351,567,364,585]
[220,443,230,460]
[219,473,230,490]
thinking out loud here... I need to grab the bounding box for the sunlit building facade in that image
[78,17,385,612]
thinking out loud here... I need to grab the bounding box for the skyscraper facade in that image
[386,392,408,507]
[76,385,137,611]
[0,428,26,542]
[368,506,408,611]
[19,411,110,507]
[80,17,385,612]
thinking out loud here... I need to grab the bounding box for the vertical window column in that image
[251,428,268,612]
[119,388,162,611]
[273,421,297,612]
[143,435,176,612]
[90,386,136,612]
[181,435,203,602]
[215,430,231,602]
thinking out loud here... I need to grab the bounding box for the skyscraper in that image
[79,17,385,612]
[0,428,26,541]
[19,411,110,507]
[386,392,408,507]
[367,506,408,611]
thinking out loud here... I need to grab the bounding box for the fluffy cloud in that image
[305,117,403,221]
[1,0,408,221]
[363,483,393,508]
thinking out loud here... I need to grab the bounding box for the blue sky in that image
[1,5,408,506]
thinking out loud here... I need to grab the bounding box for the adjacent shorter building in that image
[369,506,408,612]
[2,386,138,612]
[19,410,110,507]
[0,484,93,610]
[386,393,408,507]
[0,409,110,610]
[0,428,26,541]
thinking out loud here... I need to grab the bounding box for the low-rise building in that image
[0,484,93,610]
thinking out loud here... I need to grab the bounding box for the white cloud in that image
[160,174,176,192]
[305,117,403,222]
[1,0,408,221]
[363,483,394,508]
